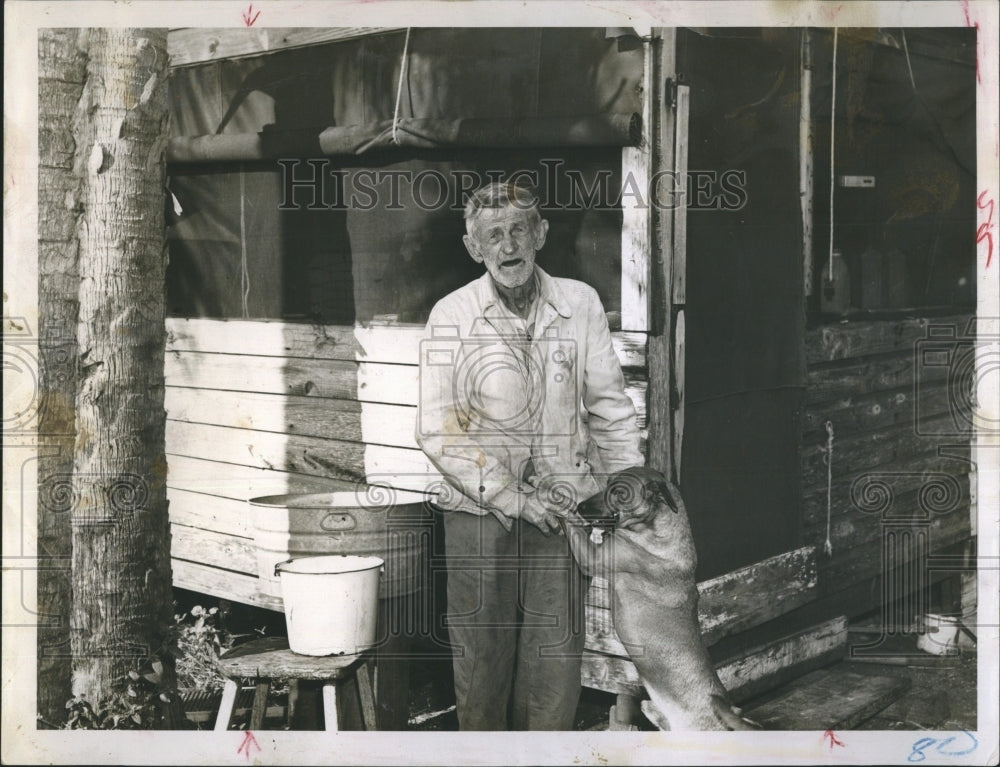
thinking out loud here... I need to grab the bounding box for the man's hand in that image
[515,491,564,535]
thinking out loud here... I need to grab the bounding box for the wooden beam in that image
[171,523,257,576]
[620,39,653,332]
[165,350,419,405]
[742,664,911,730]
[165,419,440,484]
[172,559,282,612]
[801,415,965,488]
[168,487,253,538]
[801,451,972,527]
[585,545,818,655]
[167,28,401,68]
[166,317,646,369]
[670,84,690,308]
[645,28,678,478]
[581,616,848,700]
[166,454,354,500]
[672,309,685,480]
[806,350,950,406]
[802,380,950,442]
[805,315,972,365]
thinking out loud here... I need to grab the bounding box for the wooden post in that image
[69,28,178,722]
[646,28,679,477]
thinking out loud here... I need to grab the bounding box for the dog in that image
[563,465,758,731]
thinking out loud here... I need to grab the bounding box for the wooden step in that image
[742,662,912,730]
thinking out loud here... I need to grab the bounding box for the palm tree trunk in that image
[70,29,177,724]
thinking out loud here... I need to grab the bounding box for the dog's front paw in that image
[640,699,671,730]
[710,694,761,731]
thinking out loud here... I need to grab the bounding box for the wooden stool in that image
[214,636,377,731]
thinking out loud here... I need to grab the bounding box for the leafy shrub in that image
[173,605,234,693]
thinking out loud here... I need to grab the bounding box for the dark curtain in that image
[677,28,806,579]
[165,29,643,323]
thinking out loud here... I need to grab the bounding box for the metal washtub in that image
[249,487,433,602]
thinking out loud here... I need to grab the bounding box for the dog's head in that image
[576,466,678,531]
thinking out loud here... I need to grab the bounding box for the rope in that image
[901,29,917,90]
[239,165,250,319]
[828,28,838,282]
[392,28,412,145]
[824,420,835,556]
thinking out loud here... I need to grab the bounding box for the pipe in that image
[167,113,642,163]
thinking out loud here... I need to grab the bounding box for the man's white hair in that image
[463,182,542,233]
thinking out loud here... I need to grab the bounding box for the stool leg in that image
[322,683,339,732]
[357,661,377,731]
[249,681,270,730]
[215,679,238,732]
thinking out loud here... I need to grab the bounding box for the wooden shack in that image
[161,26,977,728]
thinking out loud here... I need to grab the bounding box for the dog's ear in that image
[648,479,680,514]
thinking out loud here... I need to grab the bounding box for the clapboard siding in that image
[166,318,647,367]
[800,314,974,607]
[165,317,648,611]
[165,351,420,405]
[166,454,354,499]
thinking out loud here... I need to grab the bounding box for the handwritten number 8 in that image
[909,737,936,762]
[908,731,978,762]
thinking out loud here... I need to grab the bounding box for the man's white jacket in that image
[415,266,644,527]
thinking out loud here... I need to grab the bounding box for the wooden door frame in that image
[645,28,687,484]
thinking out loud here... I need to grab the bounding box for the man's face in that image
[463,205,549,289]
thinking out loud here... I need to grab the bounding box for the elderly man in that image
[415,182,643,730]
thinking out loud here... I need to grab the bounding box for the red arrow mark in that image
[237,730,261,760]
[824,729,846,749]
[241,4,261,26]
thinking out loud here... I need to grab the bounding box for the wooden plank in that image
[801,451,972,527]
[719,616,848,702]
[672,308,685,480]
[168,487,252,538]
[166,387,420,449]
[585,546,818,654]
[614,332,648,370]
[671,84,690,307]
[171,559,283,612]
[806,350,949,406]
[167,382,645,446]
[697,546,819,644]
[815,505,972,589]
[801,414,961,488]
[165,350,418,406]
[168,420,440,488]
[168,28,401,68]
[623,375,648,429]
[166,420,367,481]
[802,380,951,440]
[805,315,971,365]
[581,616,848,700]
[165,318,646,370]
[361,444,443,493]
[620,40,653,332]
[645,26,679,483]
[743,664,911,730]
[165,318,417,363]
[171,523,257,575]
[166,454,354,500]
